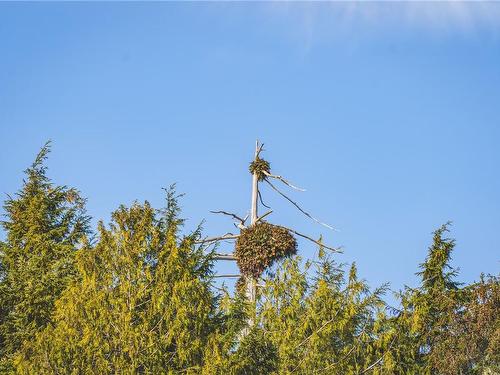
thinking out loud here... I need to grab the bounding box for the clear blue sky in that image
[1,3,499,299]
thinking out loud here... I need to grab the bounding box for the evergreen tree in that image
[430,274,499,374]
[391,223,463,375]
[0,142,90,371]
[15,190,220,374]
[3,145,498,375]
[251,253,391,374]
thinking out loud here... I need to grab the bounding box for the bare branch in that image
[199,241,217,253]
[213,253,237,261]
[255,210,273,224]
[262,171,306,191]
[265,179,336,231]
[212,285,227,293]
[210,210,246,225]
[276,225,340,253]
[194,233,239,244]
[213,274,241,278]
[258,190,271,209]
[255,140,265,157]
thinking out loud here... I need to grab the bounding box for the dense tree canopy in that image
[0,142,90,372]
[0,145,498,374]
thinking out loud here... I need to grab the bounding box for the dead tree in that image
[197,140,339,330]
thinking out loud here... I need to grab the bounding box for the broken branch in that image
[276,225,340,253]
[265,179,336,231]
[258,189,271,209]
[263,171,306,191]
[210,210,246,225]
[213,253,237,261]
[255,140,265,158]
[213,274,241,278]
[194,233,239,244]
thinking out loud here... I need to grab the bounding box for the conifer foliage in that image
[1,144,498,374]
[15,190,219,374]
[0,142,90,371]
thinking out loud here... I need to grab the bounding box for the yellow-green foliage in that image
[14,191,219,374]
[2,145,499,375]
[0,142,90,372]
[257,256,393,375]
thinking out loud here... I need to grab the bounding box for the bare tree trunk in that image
[245,141,260,327]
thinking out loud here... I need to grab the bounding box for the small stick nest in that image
[249,157,270,181]
[235,222,297,278]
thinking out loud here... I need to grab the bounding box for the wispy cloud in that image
[261,2,500,50]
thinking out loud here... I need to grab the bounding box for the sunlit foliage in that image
[1,145,498,374]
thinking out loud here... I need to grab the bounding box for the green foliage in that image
[0,142,90,371]
[1,145,498,375]
[255,255,394,375]
[430,274,500,374]
[235,222,297,278]
[388,223,499,375]
[14,190,219,374]
[417,222,460,294]
[228,328,278,375]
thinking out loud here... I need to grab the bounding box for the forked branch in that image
[210,210,247,225]
[255,141,265,158]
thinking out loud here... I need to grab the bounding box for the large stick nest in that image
[235,222,297,278]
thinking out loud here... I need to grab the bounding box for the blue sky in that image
[1,2,499,299]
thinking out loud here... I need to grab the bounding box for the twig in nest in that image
[263,171,305,191]
[255,210,273,224]
[276,225,340,253]
[266,179,336,231]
